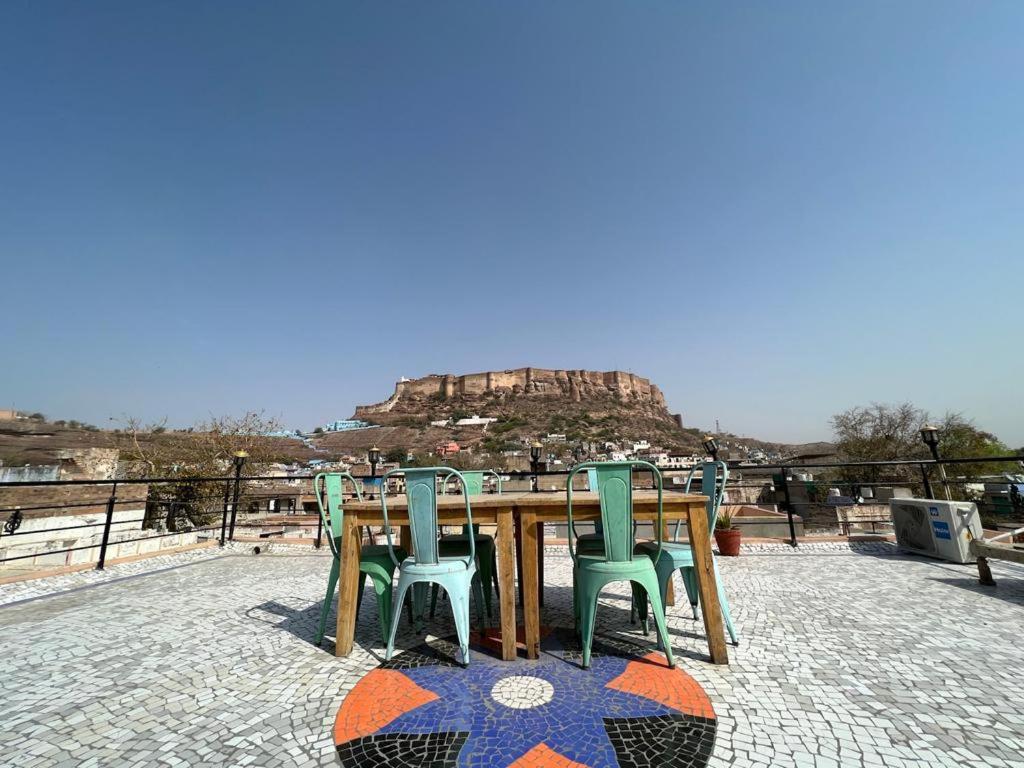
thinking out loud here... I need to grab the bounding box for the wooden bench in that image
[836,505,892,535]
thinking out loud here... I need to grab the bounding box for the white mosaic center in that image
[490,675,554,709]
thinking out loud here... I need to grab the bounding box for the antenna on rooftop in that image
[715,419,720,434]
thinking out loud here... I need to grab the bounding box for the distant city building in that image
[321,419,377,432]
[455,415,498,427]
[653,454,703,470]
[544,433,567,443]
[435,441,460,456]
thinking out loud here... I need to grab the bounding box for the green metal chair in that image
[383,467,486,666]
[634,461,740,645]
[568,461,675,670]
[431,470,501,618]
[313,472,407,646]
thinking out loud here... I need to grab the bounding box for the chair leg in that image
[477,545,495,618]
[636,571,675,668]
[632,581,649,635]
[386,577,412,661]
[490,548,500,599]
[472,572,486,631]
[713,558,740,645]
[447,585,472,667]
[315,559,340,645]
[578,579,600,670]
[371,574,393,646]
[429,582,440,618]
[355,571,368,621]
[680,567,699,619]
[411,582,427,633]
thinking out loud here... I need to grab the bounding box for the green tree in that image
[384,447,407,463]
[830,402,1014,496]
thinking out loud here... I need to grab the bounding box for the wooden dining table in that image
[337,490,729,665]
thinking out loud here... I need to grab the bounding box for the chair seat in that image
[575,553,658,577]
[438,533,494,550]
[400,555,476,577]
[575,533,605,555]
[360,544,406,561]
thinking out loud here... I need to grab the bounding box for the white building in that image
[455,415,498,427]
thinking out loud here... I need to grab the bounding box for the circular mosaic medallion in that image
[491,675,555,709]
[332,629,717,768]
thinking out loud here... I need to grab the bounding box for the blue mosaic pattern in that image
[334,631,717,768]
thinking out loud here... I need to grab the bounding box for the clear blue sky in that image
[3,2,1022,445]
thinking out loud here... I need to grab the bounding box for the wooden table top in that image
[345,490,707,512]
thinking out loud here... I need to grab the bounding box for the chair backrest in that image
[567,461,663,563]
[675,461,729,541]
[380,467,475,568]
[440,469,501,535]
[586,468,603,535]
[313,472,362,560]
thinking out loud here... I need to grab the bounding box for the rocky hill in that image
[323,368,699,455]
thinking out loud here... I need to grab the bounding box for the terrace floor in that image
[2,541,1023,768]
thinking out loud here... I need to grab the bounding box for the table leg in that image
[514,512,524,607]
[686,502,728,665]
[537,520,544,608]
[335,513,362,656]
[496,512,517,661]
[521,509,540,659]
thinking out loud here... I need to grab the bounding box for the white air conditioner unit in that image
[890,499,983,564]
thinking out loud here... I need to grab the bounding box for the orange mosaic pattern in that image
[604,652,715,719]
[333,668,439,744]
[509,742,592,768]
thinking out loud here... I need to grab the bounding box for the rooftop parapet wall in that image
[354,368,667,416]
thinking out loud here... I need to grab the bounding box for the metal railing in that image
[0,453,1021,569]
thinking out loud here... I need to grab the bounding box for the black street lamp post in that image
[368,446,381,500]
[227,450,247,541]
[920,425,951,500]
[530,441,543,493]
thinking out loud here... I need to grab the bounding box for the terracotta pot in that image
[714,527,742,557]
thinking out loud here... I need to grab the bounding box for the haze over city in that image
[3,1,1022,444]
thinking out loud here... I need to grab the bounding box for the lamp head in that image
[368,445,381,464]
[919,424,940,449]
[232,450,248,468]
[701,434,719,458]
[530,441,542,461]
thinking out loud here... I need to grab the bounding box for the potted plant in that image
[714,509,741,556]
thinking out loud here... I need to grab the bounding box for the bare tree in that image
[117,412,282,531]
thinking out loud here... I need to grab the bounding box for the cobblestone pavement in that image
[1,542,1023,767]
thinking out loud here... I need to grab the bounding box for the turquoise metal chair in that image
[574,468,605,555]
[568,461,675,670]
[383,467,486,666]
[634,461,740,645]
[431,470,501,618]
[313,472,407,646]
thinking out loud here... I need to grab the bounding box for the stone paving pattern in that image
[1,541,1023,766]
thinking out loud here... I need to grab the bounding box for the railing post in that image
[779,471,797,547]
[97,481,117,570]
[219,477,232,546]
[227,456,245,542]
